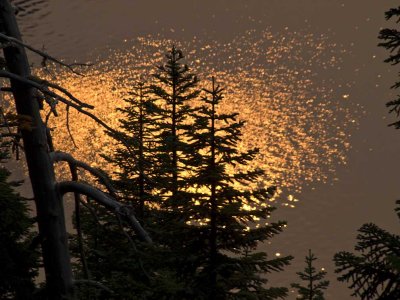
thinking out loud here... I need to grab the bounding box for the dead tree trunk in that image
[0,1,75,299]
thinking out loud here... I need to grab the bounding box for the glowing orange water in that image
[36,30,359,205]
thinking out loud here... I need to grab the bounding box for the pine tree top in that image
[291,249,329,300]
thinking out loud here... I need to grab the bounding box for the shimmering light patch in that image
[36,29,360,203]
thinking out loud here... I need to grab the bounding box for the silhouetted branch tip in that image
[0,32,91,75]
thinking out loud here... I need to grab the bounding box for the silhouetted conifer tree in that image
[291,249,329,300]
[0,143,38,299]
[378,6,400,128]
[147,74,291,299]
[102,81,161,218]
[334,201,400,299]
[144,46,208,298]
[182,77,293,299]
[150,46,200,200]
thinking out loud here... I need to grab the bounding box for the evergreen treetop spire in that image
[150,46,201,199]
[291,249,329,300]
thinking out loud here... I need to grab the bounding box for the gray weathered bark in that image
[57,181,152,243]
[0,0,75,299]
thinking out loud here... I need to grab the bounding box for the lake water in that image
[12,0,400,298]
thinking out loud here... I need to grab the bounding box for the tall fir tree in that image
[150,46,200,201]
[183,77,293,299]
[102,81,161,218]
[291,249,329,300]
[146,46,206,298]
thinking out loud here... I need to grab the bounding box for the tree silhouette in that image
[145,46,209,298]
[193,77,292,299]
[150,46,200,200]
[291,249,329,300]
[102,81,161,218]
[334,201,400,299]
[378,6,400,128]
[156,75,293,299]
[0,142,38,299]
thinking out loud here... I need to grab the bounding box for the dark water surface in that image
[12,0,400,298]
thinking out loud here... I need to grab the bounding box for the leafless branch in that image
[0,32,92,76]
[57,180,152,243]
[0,104,23,156]
[28,75,93,109]
[0,122,18,127]
[0,70,137,159]
[0,70,91,108]
[66,105,78,148]
[0,103,13,135]
[50,151,117,197]
[45,127,54,152]
[0,70,122,134]
[81,196,102,226]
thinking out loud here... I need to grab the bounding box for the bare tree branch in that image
[81,196,102,226]
[66,105,78,148]
[0,86,12,92]
[0,122,18,127]
[115,211,151,280]
[0,70,92,108]
[0,70,124,135]
[29,75,92,108]
[50,151,118,197]
[0,32,92,75]
[0,71,139,160]
[57,181,152,243]
[46,127,54,152]
[0,104,23,156]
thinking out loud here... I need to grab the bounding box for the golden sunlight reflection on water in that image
[38,29,361,205]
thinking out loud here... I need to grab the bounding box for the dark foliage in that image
[291,249,329,300]
[334,201,400,300]
[149,46,200,199]
[180,77,293,299]
[71,201,182,300]
[378,6,400,128]
[102,81,161,218]
[0,144,39,299]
